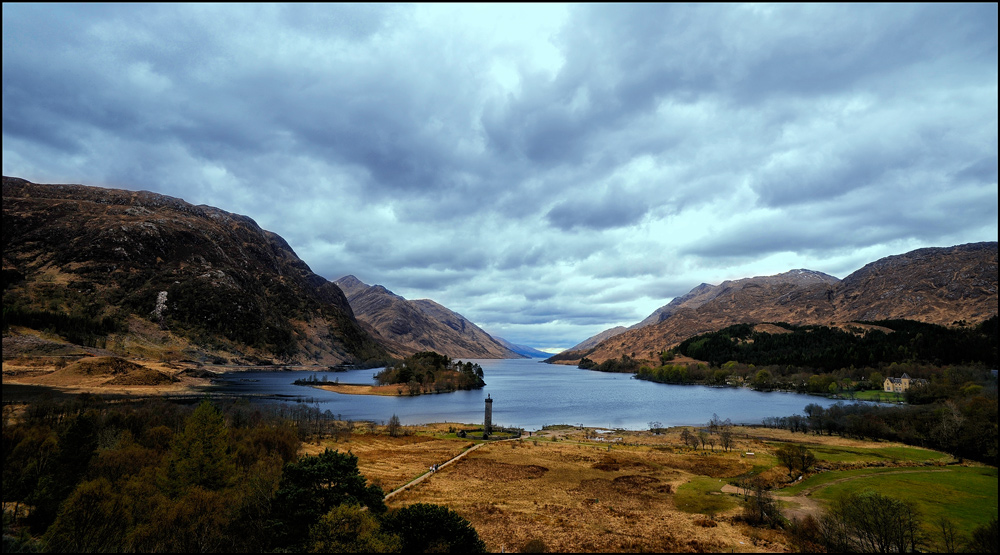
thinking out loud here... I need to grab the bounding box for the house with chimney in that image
[883,373,928,393]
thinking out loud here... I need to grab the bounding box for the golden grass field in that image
[5,339,985,553]
[303,425,872,553]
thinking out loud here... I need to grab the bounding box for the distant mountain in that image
[566,326,628,353]
[550,243,998,365]
[2,177,387,365]
[568,269,840,355]
[490,335,551,358]
[334,276,522,359]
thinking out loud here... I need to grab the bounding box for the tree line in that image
[2,396,486,552]
[758,391,998,465]
[674,317,997,370]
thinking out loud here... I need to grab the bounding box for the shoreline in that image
[304,382,405,396]
[300,382,487,397]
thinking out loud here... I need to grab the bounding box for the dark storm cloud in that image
[3,4,996,349]
[545,188,650,231]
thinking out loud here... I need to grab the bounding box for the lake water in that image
[209,358,851,431]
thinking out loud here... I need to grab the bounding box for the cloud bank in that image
[3,4,996,349]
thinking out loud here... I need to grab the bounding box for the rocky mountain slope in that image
[566,326,628,353]
[335,275,522,359]
[553,243,998,365]
[2,177,387,365]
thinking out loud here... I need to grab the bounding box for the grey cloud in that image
[3,4,996,350]
[545,187,650,231]
[954,157,999,185]
[276,3,400,40]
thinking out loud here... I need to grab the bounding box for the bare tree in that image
[775,443,816,478]
[680,428,693,449]
[938,517,961,553]
[742,476,780,527]
[387,414,402,438]
[720,423,735,452]
[821,490,920,553]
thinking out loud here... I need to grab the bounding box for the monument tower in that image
[484,394,493,436]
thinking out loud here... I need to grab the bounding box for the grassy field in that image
[303,423,994,553]
[773,442,950,465]
[851,389,905,403]
[674,476,739,516]
[800,466,998,550]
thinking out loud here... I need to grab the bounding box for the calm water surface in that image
[210,358,849,431]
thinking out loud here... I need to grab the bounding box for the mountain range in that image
[2,177,533,365]
[550,243,998,365]
[3,177,996,371]
[334,275,523,359]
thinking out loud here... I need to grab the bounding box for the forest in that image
[374,351,486,394]
[2,396,486,553]
[674,317,997,370]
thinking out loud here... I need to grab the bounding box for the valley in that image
[3,177,998,553]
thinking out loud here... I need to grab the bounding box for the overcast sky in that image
[3,4,997,351]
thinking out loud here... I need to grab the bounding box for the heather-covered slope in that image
[553,243,998,365]
[2,177,387,365]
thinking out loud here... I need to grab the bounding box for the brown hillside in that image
[27,356,176,386]
[2,177,387,366]
[561,243,998,365]
[335,276,520,359]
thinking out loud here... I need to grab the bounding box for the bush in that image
[521,538,547,552]
[382,503,486,553]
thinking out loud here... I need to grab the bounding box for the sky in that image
[3,4,997,352]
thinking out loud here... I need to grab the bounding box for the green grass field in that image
[803,444,951,464]
[780,466,997,550]
[674,476,738,515]
[851,389,904,403]
[780,466,926,495]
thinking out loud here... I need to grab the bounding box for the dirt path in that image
[384,439,502,501]
[720,468,951,522]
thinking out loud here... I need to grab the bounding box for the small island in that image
[298,351,485,396]
[375,351,485,395]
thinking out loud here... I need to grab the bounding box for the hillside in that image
[335,275,521,359]
[2,177,387,366]
[566,326,629,353]
[553,243,998,365]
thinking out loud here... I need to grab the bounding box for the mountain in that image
[334,276,522,359]
[551,243,998,365]
[560,275,839,358]
[2,177,387,365]
[833,243,998,323]
[566,326,628,353]
[490,335,551,358]
[567,269,840,356]
[632,269,841,329]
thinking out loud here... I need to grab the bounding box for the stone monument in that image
[484,394,493,436]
